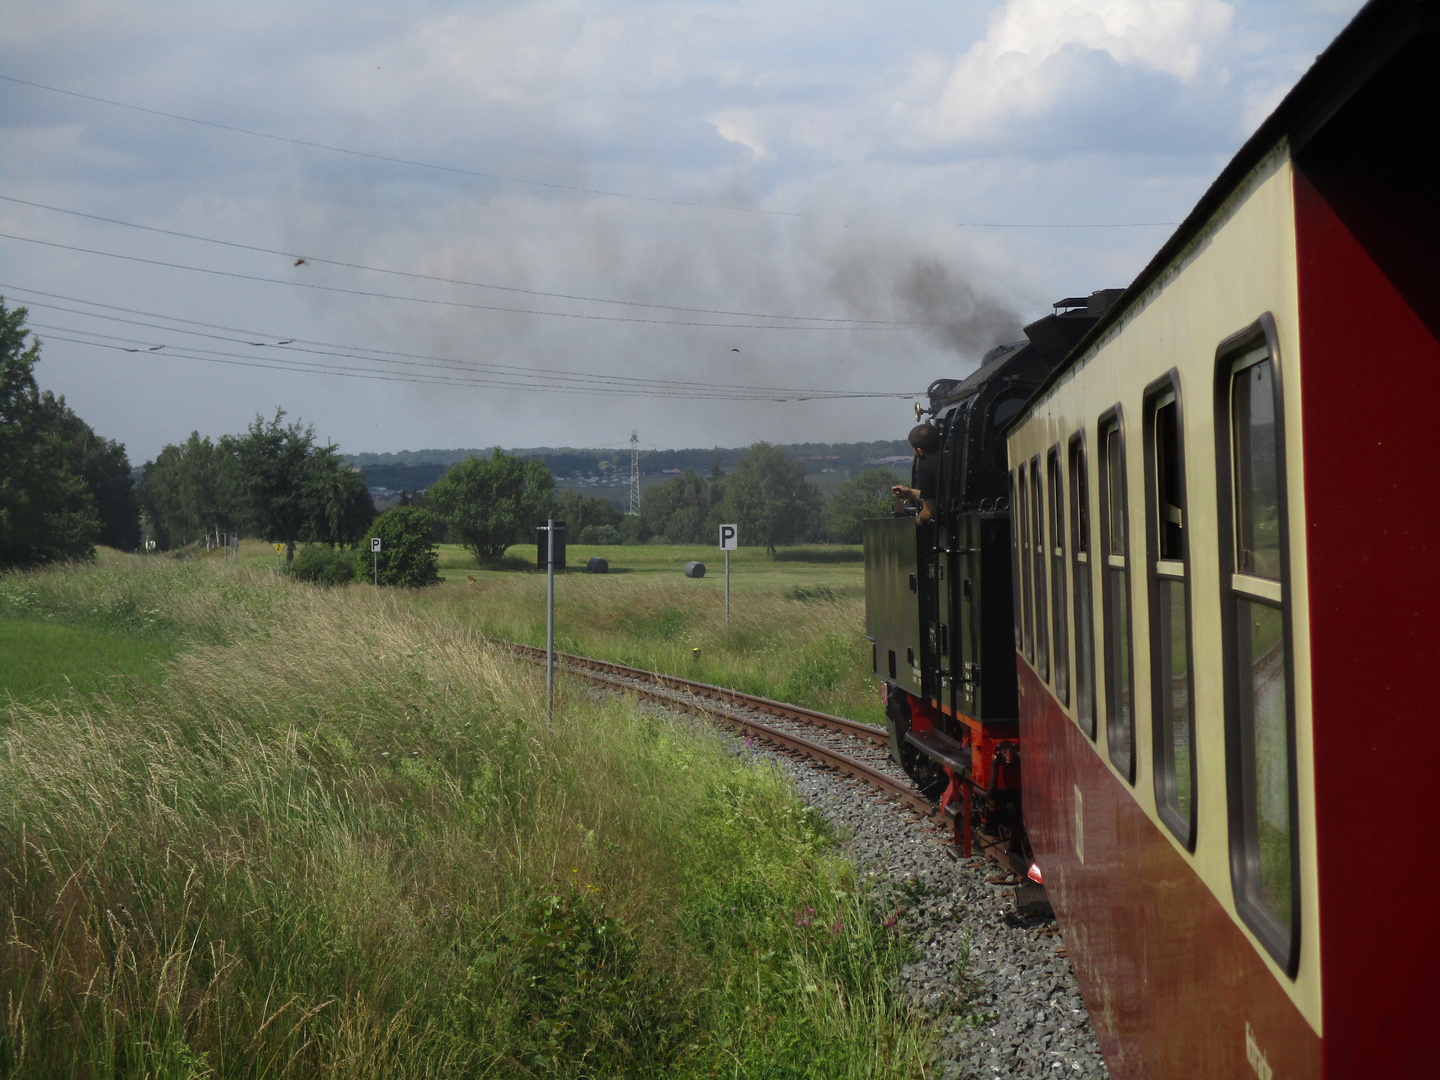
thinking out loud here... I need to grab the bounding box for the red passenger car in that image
[1007,2,1437,1074]
[866,1,1439,1075]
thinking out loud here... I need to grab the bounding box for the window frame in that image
[1144,371,1197,849]
[1213,313,1301,976]
[1069,432,1097,740]
[1098,406,1136,784]
[1048,445,1070,707]
[1031,453,1050,682]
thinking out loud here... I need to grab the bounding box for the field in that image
[0,547,932,1079]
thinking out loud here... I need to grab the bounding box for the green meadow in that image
[0,549,931,1079]
[229,538,882,726]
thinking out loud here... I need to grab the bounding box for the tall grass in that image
[0,558,932,1077]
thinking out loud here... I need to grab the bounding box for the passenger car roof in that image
[1012,0,1436,425]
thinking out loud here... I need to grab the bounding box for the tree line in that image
[141,413,374,562]
[3,299,904,576]
[415,443,903,555]
[627,445,900,552]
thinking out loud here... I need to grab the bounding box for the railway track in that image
[507,643,984,839]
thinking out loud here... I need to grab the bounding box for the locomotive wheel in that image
[884,692,947,799]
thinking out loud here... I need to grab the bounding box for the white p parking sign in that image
[718,525,737,625]
[371,537,382,553]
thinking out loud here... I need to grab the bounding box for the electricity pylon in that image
[629,430,640,514]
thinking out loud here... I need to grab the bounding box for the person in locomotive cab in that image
[891,423,941,524]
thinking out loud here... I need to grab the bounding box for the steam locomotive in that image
[864,289,1121,850]
[863,1,1438,1076]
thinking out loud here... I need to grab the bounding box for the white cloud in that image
[709,113,767,157]
[0,0,1369,460]
[920,0,1236,142]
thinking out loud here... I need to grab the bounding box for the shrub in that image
[578,524,621,545]
[289,543,356,586]
[357,506,440,587]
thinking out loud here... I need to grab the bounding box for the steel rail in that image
[506,642,936,819]
[507,643,888,745]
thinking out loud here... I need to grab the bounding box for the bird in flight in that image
[294,257,308,267]
[731,347,740,352]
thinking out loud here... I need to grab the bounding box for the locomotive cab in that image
[864,291,1121,836]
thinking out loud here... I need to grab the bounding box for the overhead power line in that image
[4,284,920,401]
[0,193,919,325]
[0,231,902,330]
[2,74,1180,230]
[36,328,914,402]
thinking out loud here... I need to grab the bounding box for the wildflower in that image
[831,916,844,936]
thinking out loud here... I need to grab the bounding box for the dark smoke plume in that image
[897,257,1023,357]
[827,246,1023,365]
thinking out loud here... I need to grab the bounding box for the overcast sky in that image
[1,0,1365,463]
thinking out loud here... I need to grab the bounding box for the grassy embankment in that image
[0,551,933,1078]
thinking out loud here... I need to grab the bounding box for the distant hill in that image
[347,441,911,497]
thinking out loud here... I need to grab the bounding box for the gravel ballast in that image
[766,752,1111,1079]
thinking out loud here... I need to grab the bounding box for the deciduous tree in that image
[720,443,822,556]
[639,468,716,543]
[38,392,142,552]
[141,433,240,550]
[0,301,100,568]
[427,449,554,561]
[553,489,621,536]
[231,410,374,563]
[824,467,899,543]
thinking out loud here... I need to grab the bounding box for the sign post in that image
[544,519,557,721]
[719,524,738,624]
[371,536,382,585]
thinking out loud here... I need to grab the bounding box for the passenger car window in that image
[1049,447,1069,707]
[1146,379,1196,848]
[1099,411,1134,782]
[1032,455,1049,682]
[1010,469,1022,651]
[1216,319,1299,976]
[1069,433,1096,740]
[1018,463,1034,663]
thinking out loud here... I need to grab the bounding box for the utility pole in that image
[629,429,640,515]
